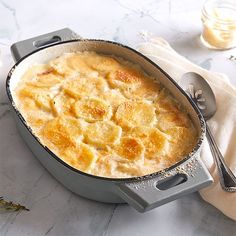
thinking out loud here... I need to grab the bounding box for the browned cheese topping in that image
[14,51,198,178]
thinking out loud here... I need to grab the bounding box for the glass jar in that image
[201,0,236,50]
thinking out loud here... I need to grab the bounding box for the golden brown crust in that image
[14,52,198,178]
[73,97,112,122]
[114,137,145,161]
[129,126,169,159]
[41,115,83,150]
[63,76,108,99]
[115,101,156,129]
[84,121,122,147]
[60,143,97,172]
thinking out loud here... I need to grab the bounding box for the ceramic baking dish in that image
[6,28,213,212]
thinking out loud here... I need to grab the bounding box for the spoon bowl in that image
[179,72,236,192]
[179,72,216,120]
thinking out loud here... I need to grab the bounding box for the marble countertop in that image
[0,0,236,235]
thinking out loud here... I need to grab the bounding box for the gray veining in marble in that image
[199,58,213,70]
[0,0,236,235]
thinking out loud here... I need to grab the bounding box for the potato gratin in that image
[14,51,198,178]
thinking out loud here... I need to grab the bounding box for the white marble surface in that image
[0,0,236,235]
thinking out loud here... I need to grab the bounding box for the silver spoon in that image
[179,72,236,192]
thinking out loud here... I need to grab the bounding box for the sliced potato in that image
[73,97,112,122]
[115,136,144,161]
[107,68,143,90]
[155,96,180,115]
[115,101,156,129]
[25,70,62,88]
[60,143,98,172]
[116,162,143,177]
[156,112,191,131]
[92,150,115,177]
[21,64,53,82]
[63,76,108,99]
[84,52,121,72]
[18,86,52,112]
[18,97,52,128]
[130,126,169,158]
[51,93,75,116]
[50,53,96,77]
[123,79,162,101]
[41,115,83,149]
[101,89,127,111]
[26,111,53,129]
[85,121,122,147]
[20,97,38,111]
[165,126,196,143]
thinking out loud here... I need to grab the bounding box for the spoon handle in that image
[206,123,236,192]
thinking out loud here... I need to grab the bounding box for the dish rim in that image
[6,39,206,182]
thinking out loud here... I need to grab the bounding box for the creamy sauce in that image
[14,51,198,178]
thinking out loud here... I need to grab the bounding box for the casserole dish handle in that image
[115,156,213,212]
[11,28,81,62]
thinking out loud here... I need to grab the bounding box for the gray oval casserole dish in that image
[6,28,213,212]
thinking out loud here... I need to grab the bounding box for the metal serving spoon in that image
[179,72,236,192]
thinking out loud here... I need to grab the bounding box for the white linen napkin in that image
[137,38,236,221]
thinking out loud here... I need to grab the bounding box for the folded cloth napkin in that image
[137,38,236,221]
